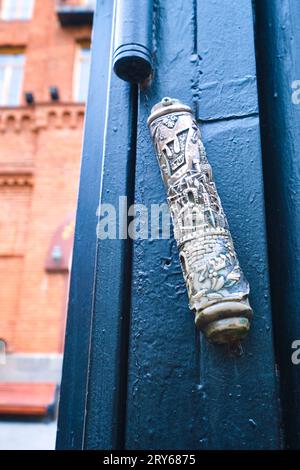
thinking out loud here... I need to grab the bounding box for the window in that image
[0,339,6,365]
[74,43,91,103]
[1,0,34,21]
[0,50,24,106]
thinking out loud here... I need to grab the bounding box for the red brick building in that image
[0,0,94,414]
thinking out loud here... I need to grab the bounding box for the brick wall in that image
[0,0,91,353]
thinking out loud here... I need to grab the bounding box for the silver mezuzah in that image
[147,97,253,344]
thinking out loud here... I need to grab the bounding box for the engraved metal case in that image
[147,97,253,344]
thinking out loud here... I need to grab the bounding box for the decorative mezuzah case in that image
[147,98,253,344]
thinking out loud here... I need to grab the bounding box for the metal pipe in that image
[113,0,153,83]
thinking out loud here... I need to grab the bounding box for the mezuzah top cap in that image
[147,97,192,126]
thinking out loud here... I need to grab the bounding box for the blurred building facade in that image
[0,0,93,415]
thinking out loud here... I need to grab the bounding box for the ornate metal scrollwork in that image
[147,97,253,344]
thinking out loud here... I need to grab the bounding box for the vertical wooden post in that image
[57,0,283,450]
[255,0,300,449]
[56,0,115,449]
[125,0,281,449]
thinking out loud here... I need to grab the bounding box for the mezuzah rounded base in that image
[196,300,253,343]
[202,317,250,344]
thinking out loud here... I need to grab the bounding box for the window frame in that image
[73,41,91,103]
[1,0,35,21]
[0,49,25,106]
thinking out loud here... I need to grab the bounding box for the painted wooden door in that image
[56,0,287,450]
[255,0,300,450]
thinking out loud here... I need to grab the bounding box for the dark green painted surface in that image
[56,0,291,450]
[82,79,138,449]
[255,0,300,449]
[56,0,115,449]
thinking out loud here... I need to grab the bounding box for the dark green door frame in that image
[255,0,300,450]
[57,0,283,450]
